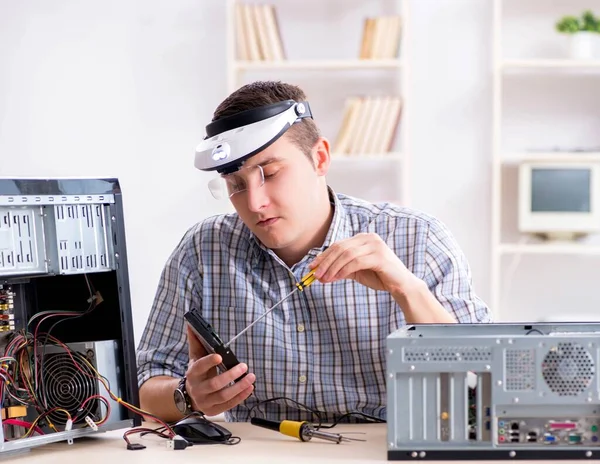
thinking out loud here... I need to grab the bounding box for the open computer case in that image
[0,178,141,458]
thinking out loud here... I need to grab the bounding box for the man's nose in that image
[246,182,269,212]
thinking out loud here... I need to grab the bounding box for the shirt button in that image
[299,375,307,383]
[297,324,305,332]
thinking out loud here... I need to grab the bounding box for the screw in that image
[419,452,426,458]
[486,365,491,370]
[497,380,503,386]
[411,451,417,458]
[389,349,393,355]
[509,451,516,458]
[586,451,592,457]
[410,365,415,370]
[111,216,116,222]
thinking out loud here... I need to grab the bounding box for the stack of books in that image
[235,3,285,61]
[359,15,402,59]
[333,96,403,156]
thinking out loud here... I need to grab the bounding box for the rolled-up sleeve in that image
[422,219,492,323]
[136,227,203,387]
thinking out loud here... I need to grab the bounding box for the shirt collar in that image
[248,185,352,267]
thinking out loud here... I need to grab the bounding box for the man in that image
[136,80,492,424]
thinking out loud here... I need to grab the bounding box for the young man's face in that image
[227,134,330,253]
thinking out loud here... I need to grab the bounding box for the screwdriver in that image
[224,269,318,348]
[250,417,359,444]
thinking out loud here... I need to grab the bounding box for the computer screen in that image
[518,161,600,239]
[531,168,591,213]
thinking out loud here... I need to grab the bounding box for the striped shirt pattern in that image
[136,189,492,422]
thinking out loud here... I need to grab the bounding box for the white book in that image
[234,3,249,60]
[242,3,261,61]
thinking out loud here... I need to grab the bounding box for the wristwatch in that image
[173,376,194,415]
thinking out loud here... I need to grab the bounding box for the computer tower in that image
[387,323,600,461]
[0,178,141,457]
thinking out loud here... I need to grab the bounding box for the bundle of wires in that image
[0,274,177,447]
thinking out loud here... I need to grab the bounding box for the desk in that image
[7,423,587,464]
[10,422,387,464]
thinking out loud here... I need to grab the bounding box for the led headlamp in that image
[194,99,313,175]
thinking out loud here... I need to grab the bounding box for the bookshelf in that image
[225,0,410,207]
[490,0,600,321]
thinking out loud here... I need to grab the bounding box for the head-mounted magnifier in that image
[194,99,313,175]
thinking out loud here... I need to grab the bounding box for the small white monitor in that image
[518,159,600,240]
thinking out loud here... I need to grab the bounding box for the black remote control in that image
[183,308,246,382]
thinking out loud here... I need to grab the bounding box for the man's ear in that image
[312,137,331,176]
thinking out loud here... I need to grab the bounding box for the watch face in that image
[174,389,187,413]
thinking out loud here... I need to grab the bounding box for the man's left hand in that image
[309,233,418,293]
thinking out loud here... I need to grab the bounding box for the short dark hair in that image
[212,81,321,160]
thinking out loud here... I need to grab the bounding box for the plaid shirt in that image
[136,189,491,422]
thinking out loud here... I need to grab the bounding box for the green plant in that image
[556,10,600,34]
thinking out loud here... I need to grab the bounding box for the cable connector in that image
[85,416,98,431]
[65,419,74,445]
[87,291,103,304]
[166,435,191,450]
[127,443,146,451]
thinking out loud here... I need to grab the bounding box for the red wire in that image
[74,394,111,424]
[3,419,45,436]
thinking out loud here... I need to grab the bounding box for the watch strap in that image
[177,376,194,415]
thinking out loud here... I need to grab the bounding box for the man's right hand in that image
[184,325,256,416]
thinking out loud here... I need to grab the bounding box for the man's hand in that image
[184,325,255,416]
[309,233,419,294]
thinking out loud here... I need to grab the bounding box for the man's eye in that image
[263,170,279,179]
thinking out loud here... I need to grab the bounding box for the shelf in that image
[502,59,600,71]
[234,59,403,71]
[331,153,402,161]
[226,0,409,208]
[498,152,600,164]
[499,243,600,255]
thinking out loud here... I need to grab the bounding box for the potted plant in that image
[556,10,600,59]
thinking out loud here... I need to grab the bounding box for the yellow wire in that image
[78,357,153,419]
[19,350,36,401]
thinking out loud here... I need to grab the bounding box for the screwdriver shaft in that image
[224,288,298,347]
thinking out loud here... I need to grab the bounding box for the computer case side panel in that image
[109,189,141,427]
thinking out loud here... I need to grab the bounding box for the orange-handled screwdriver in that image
[224,269,318,348]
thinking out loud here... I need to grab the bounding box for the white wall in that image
[409,0,493,316]
[2,0,596,344]
[0,1,232,344]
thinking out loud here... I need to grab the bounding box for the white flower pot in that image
[569,31,596,60]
